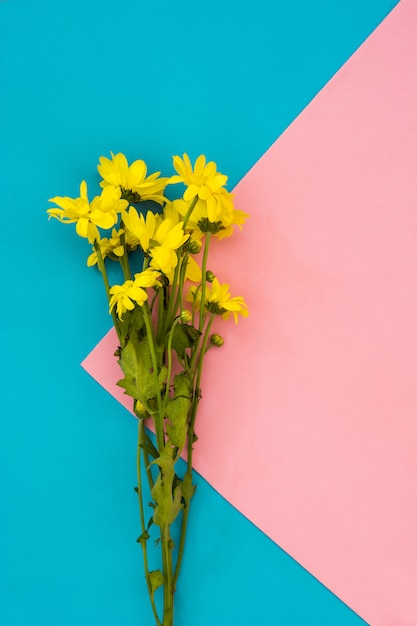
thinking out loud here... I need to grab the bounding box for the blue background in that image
[0,1,398,624]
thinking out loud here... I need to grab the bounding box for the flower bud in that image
[186,239,202,254]
[205,270,215,283]
[180,309,192,323]
[210,333,224,347]
[135,400,148,419]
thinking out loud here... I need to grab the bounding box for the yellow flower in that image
[172,197,248,240]
[150,218,189,276]
[87,228,138,267]
[98,152,168,205]
[188,278,248,323]
[109,269,161,319]
[122,208,189,276]
[48,181,128,243]
[122,207,160,251]
[164,254,202,285]
[158,204,202,283]
[169,154,231,222]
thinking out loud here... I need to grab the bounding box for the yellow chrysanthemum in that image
[98,152,168,205]
[122,208,189,276]
[150,218,189,276]
[87,228,139,267]
[48,181,128,243]
[188,278,248,323]
[122,207,160,251]
[160,203,202,283]
[169,154,232,222]
[109,269,161,320]
[172,197,248,240]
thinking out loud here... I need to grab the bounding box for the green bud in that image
[135,400,148,419]
[210,333,224,347]
[186,239,202,254]
[206,270,215,282]
[180,309,192,323]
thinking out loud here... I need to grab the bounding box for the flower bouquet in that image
[47,152,248,625]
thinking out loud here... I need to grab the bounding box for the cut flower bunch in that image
[48,152,249,625]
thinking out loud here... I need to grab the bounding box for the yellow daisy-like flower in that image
[188,278,249,323]
[122,208,189,276]
[160,203,202,283]
[98,152,168,205]
[172,197,248,240]
[122,207,161,252]
[48,181,128,243]
[169,154,231,222]
[150,218,189,276]
[109,268,161,320]
[87,228,139,267]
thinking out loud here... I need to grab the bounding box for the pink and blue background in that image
[1,1,415,625]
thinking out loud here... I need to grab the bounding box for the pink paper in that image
[82,1,417,623]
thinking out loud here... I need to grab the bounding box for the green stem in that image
[164,253,189,333]
[178,252,189,314]
[94,240,121,340]
[164,196,198,332]
[162,317,181,417]
[137,422,162,626]
[119,226,132,280]
[139,419,154,491]
[162,526,174,626]
[198,232,211,332]
[156,283,166,346]
[173,314,215,585]
[142,305,165,451]
[182,195,198,229]
[194,314,215,393]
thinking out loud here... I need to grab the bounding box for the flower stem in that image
[162,526,174,626]
[142,305,165,451]
[119,226,132,281]
[164,196,198,332]
[137,421,162,626]
[140,419,154,490]
[94,240,121,340]
[173,314,215,585]
[182,195,198,229]
[198,232,211,332]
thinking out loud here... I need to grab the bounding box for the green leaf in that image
[116,376,140,400]
[139,434,159,460]
[116,336,155,403]
[158,365,168,387]
[151,453,183,527]
[169,323,201,360]
[118,306,145,346]
[181,471,196,508]
[149,570,164,597]
[165,373,192,451]
[136,529,150,546]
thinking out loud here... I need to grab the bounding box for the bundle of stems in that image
[48,152,249,625]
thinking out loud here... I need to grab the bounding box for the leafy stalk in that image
[173,314,215,585]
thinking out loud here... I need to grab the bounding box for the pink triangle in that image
[83,1,417,623]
